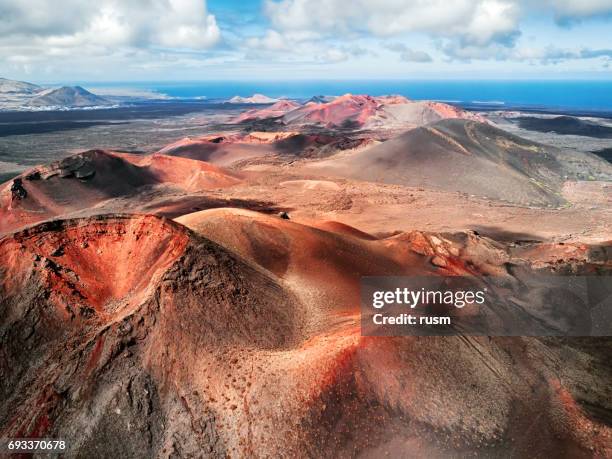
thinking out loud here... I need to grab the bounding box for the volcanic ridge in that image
[0,91,611,457]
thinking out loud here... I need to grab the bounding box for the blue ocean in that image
[86,80,612,113]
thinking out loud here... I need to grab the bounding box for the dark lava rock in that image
[50,246,65,257]
[25,171,41,181]
[10,178,27,200]
[75,163,96,180]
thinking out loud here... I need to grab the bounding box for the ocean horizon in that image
[74,79,612,112]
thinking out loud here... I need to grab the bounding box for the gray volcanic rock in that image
[28,86,111,107]
[311,119,612,206]
[0,77,45,109]
[307,95,337,104]
[517,115,612,138]
[0,77,42,95]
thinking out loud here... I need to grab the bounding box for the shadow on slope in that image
[309,119,612,207]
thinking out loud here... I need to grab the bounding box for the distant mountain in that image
[273,94,484,129]
[28,86,111,107]
[283,94,381,127]
[306,95,337,104]
[0,78,112,110]
[0,77,42,95]
[234,99,302,122]
[228,94,279,104]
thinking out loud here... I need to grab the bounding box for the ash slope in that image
[0,150,241,233]
[158,131,370,165]
[0,212,610,457]
[0,214,302,457]
[0,77,41,95]
[310,119,612,206]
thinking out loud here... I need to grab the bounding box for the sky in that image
[1,0,612,82]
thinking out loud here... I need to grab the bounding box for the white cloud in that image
[264,0,521,48]
[547,0,612,21]
[154,0,220,48]
[246,30,289,51]
[244,27,376,65]
[444,42,612,63]
[318,48,349,63]
[0,1,93,36]
[241,0,612,70]
[384,43,433,62]
[0,0,220,50]
[460,0,520,46]
[0,0,222,80]
[516,45,612,63]
[2,0,611,79]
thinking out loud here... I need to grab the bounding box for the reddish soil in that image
[1,212,610,456]
[1,97,611,457]
[0,150,241,233]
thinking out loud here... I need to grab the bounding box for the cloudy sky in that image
[1,0,612,82]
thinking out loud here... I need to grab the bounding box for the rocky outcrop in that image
[10,178,27,201]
